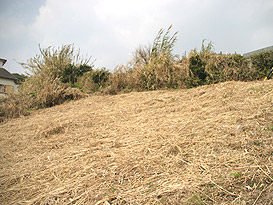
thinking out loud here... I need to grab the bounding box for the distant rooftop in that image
[0,58,7,67]
[0,68,17,81]
[243,45,273,59]
[0,59,17,81]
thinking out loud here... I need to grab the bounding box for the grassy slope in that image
[0,80,272,204]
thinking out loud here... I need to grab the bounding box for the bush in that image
[0,45,90,120]
[22,45,93,84]
[203,53,250,83]
[0,93,30,122]
[19,45,91,108]
[250,51,273,80]
[61,64,93,84]
[76,68,110,93]
[187,52,207,87]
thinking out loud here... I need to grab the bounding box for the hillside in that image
[0,80,272,204]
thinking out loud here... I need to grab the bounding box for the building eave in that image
[0,58,7,66]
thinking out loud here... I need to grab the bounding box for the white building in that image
[0,58,18,98]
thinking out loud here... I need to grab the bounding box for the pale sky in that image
[1,0,273,74]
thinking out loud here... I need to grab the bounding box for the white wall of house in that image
[0,77,17,87]
[0,77,18,97]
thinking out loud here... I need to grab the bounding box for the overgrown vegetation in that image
[104,26,272,94]
[1,26,272,121]
[0,45,93,121]
[250,50,273,79]
[76,68,110,93]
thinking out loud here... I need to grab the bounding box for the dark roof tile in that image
[0,68,17,81]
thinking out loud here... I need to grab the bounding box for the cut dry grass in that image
[0,80,272,204]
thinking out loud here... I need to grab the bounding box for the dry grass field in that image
[0,80,272,204]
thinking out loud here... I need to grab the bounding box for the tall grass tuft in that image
[106,25,182,93]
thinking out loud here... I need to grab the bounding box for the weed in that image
[77,69,110,93]
[267,125,273,132]
[230,172,242,178]
[70,84,83,92]
[159,196,167,203]
[188,193,207,204]
[148,182,157,193]
[110,186,116,192]
[207,183,214,188]
[254,141,263,146]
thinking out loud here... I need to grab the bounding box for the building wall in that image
[0,77,18,97]
[0,77,17,86]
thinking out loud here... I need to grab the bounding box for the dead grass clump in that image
[0,81,85,122]
[0,94,30,121]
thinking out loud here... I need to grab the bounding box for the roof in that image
[243,45,273,59]
[0,68,17,81]
[0,58,7,66]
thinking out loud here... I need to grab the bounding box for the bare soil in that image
[0,80,272,204]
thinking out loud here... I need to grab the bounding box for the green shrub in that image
[185,41,250,88]
[76,68,110,93]
[187,52,207,87]
[250,51,273,79]
[61,64,93,84]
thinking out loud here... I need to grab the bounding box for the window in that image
[0,84,6,93]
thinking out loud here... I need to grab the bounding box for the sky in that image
[0,0,273,74]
